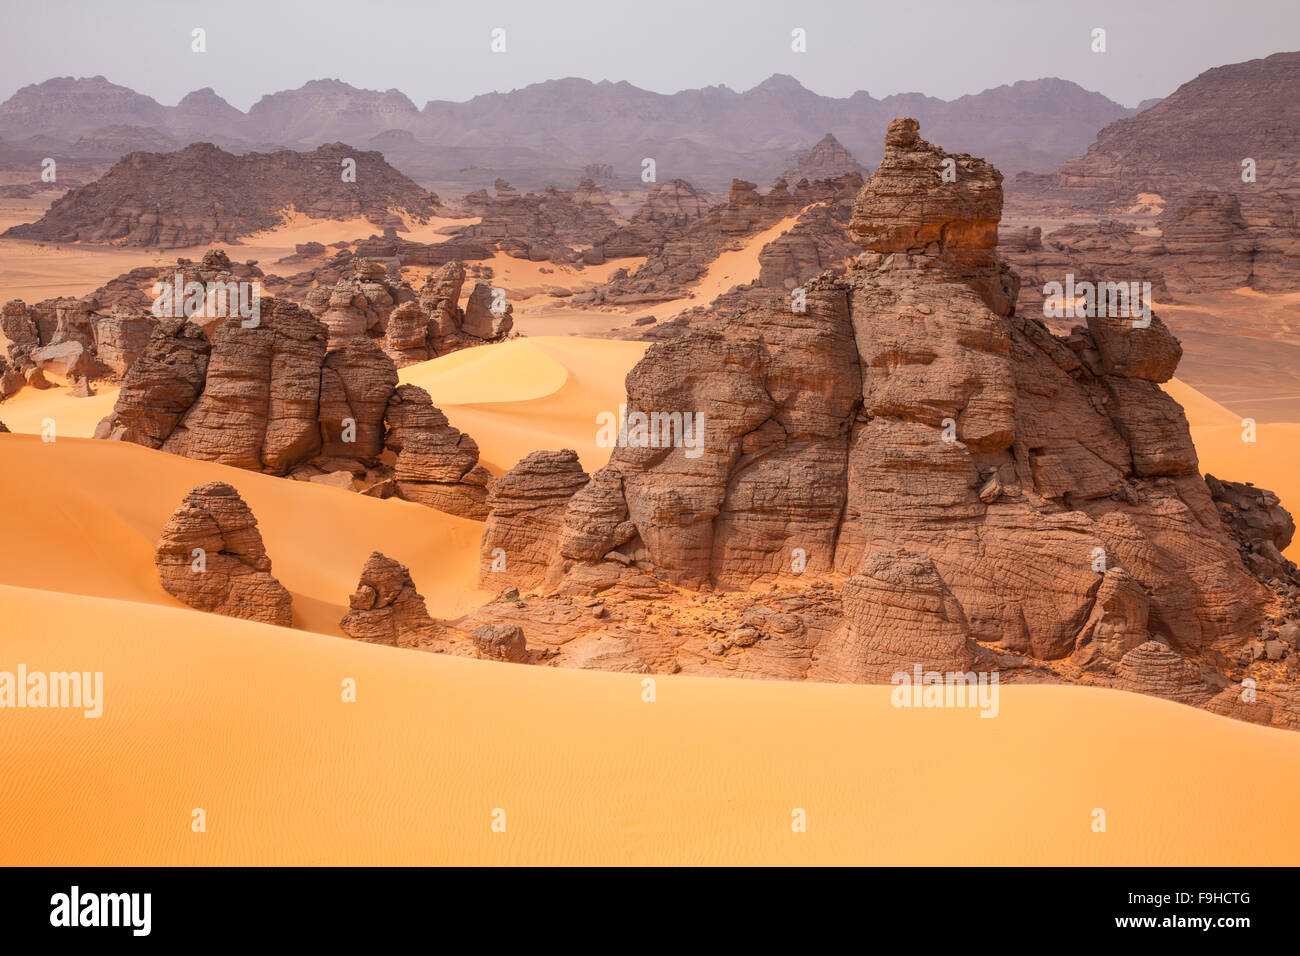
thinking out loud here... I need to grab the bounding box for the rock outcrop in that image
[97,291,494,519]
[523,119,1284,707]
[781,133,867,185]
[155,481,292,626]
[1206,474,1299,585]
[340,551,437,646]
[1008,52,1300,294]
[5,142,443,248]
[470,622,528,663]
[480,450,591,591]
[386,385,493,519]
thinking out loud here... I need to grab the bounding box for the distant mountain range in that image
[0,74,1137,192]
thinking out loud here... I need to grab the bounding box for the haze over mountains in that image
[0,73,1137,192]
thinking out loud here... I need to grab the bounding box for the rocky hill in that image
[1055,51,1300,207]
[3,142,443,247]
[1004,50,1300,299]
[0,73,1134,191]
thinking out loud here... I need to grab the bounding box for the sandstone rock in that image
[471,622,528,663]
[419,261,467,344]
[318,338,398,461]
[1071,567,1151,668]
[95,318,210,446]
[0,299,38,362]
[382,300,431,366]
[1207,474,1299,584]
[340,551,437,646]
[386,384,493,519]
[5,142,443,248]
[781,133,867,185]
[461,281,513,339]
[162,298,328,472]
[309,470,356,490]
[31,340,98,380]
[480,450,590,590]
[92,306,156,376]
[154,481,292,626]
[0,358,25,399]
[814,550,978,681]
[1112,640,1212,704]
[1085,310,1181,382]
[553,118,1270,677]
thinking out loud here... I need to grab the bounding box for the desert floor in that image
[2,212,1300,864]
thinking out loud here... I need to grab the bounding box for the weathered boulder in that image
[154,481,292,626]
[92,306,156,376]
[471,622,528,663]
[812,550,978,681]
[340,551,437,647]
[461,281,513,339]
[386,384,493,519]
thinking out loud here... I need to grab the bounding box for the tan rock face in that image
[96,318,211,447]
[386,384,493,519]
[471,623,528,663]
[811,550,978,682]
[550,118,1274,680]
[340,551,437,646]
[480,450,590,591]
[162,298,329,473]
[97,289,493,520]
[461,282,514,340]
[92,306,156,376]
[851,117,1003,276]
[154,481,292,626]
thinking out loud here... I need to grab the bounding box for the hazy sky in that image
[2,0,1298,109]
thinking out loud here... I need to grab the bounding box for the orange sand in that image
[1,341,1299,865]
[0,202,470,302]
[0,434,487,634]
[2,583,1299,865]
[400,337,650,474]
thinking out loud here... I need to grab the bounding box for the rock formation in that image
[480,450,591,591]
[470,622,528,663]
[1007,51,1300,294]
[386,385,493,519]
[460,178,622,263]
[1206,474,1299,586]
[95,318,211,446]
[446,118,1296,727]
[5,142,443,247]
[155,481,292,626]
[97,287,494,519]
[582,172,860,309]
[781,133,867,185]
[340,551,438,646]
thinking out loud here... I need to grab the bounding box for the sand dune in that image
[400,336,649,474]
[2,582,1299,865]
[0,434,487,633]
[0,380,119,436]
[1,343,1298,865]
[1165,379,1300,559]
